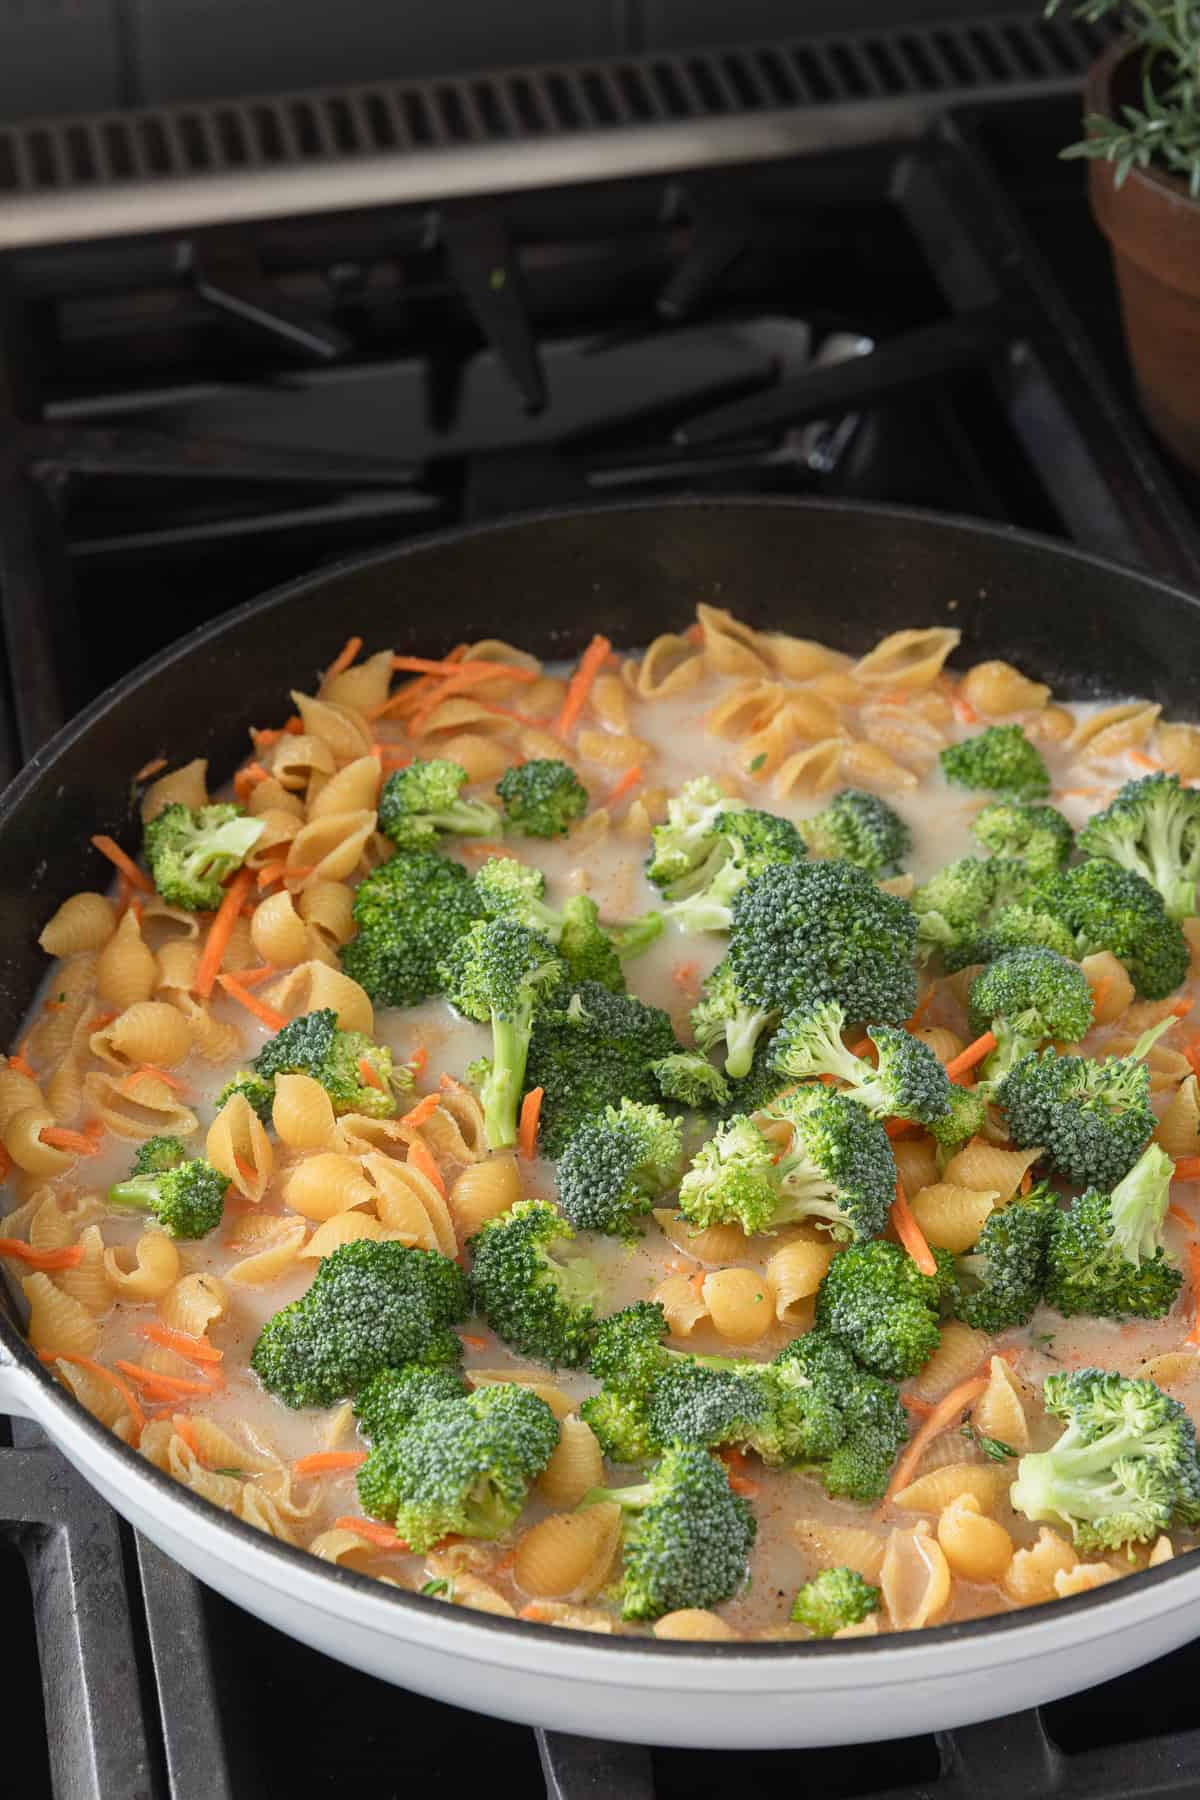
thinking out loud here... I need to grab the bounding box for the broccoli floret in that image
[999,1046,1157,1189]
[556,1101,683,1237]
[252,1007,399,1119]
[646,1360,779,1457]
[1077,772,1200,921]
[645,776,729,892]
[772,1331,908,1499]
[678,1086,894,1242]
[1045,1143,1183,1320]
[718,1035,792,1122]
[587,1300,672,1399]
[790,1566,881,1637]
[357,1383,559,1551]
[769,1000,953,1131]
[927,1083,988,1159]
[651,1052,730,1111]
[525,983,682,1157]
[797,789,912,878]
[341,849,485,1009]
[214,1071,275,1123]
[353,1362,467,1441]
[142,802,264,911]
[972,801,1074,877]
[1032,860,1189,1001]
[252,1240,469,1408]
[967,949,1095,1084]
[580,1386,659,1464]
[940,724,1050,801]
[814,1239,957,1380]
[728,861,918,1032]
[954,1183,1059,1333]
[690,957,779,1082]
[108,1137,226,1238]
[496,759,588,838]
[967,902,1079,972]
[468,1200,600,1368]
[911,856,1050,968]
[473,855,661,993]
[377,757,502,849]
[663,808,808,935]
[440,920,565,1149]
[1010,1367,1200,1551]
[580,1446,755,1621]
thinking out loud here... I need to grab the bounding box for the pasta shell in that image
[250,891,310,967]
[238,1483,300,1544]
[0,1066,45,1132]
[576,729,652,771]
[959,660,1050,717]
[652,1273,709,1338]
[297,881,356,951]
[1160,1077,1200,1158]
[467,1371,575,1420]
[773,740,844,798]
[5,1105,78,1175]
[290,691,374,765]
[515,1602,614,1633]
[514,1505,622,1600]
[310,1529,376,1572]
[55,1224,113,1315]
[319,647,395,711]
[941,1139,1043,1198]
[909,1183,997,1254]
[54,1354,129,1428]
[95,911,157,1011]
[937,1493,1013,1584]
[697,604,772,676]
[286,810,376,888]
[891,1138,940,1202]
[85,1071,199,1143]
[159,1272,227,1337]
[172,995,242,1065]
[1003,1528,1076,1604]
[272,1073,337,1150]
[39,892,116,957]
[449,1153,520,1237]
[765,1238,837,1322]
[636,634,705,698]
[1072,701,1161,762]
[104,1229,181,1301]
[652,1210,753,1267]
[971,1355,1030,1453]
[852,628,961,690]
[207,1092,273,1203]
[365,1153,456,1257]
[1157,722,1200,779]
[763,635,848,679]
[265,963,373,1034]
[91,1001,192,1070]
[701,1267,775,1345]
[905,1321,990,1405]
[654,1610,738,1641]
[28,1188,104,1250]
[307,756,381,820]
[282,1152,374,1223]
[536,1417,605,1508]
[434,732,510,784]
[706,680,786,741]
[299,1210,386,1258]
[838,739,919,792]
[270,734,335,793]
[880,1524,951,1630]
[1080,951,1134,1025]
[225,1215,308,1285]
[911,1027,964,1065]
[793,1519,886,1582]
[23,1271,99,1357]
[891,1463,1007,1515]
[141,758,208,821]
[1136,1350,1200,1388]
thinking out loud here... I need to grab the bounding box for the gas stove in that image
[4,9,1200,1796]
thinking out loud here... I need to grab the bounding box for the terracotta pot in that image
[1087,41,1200,476]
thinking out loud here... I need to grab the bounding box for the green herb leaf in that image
[748,753,767,773]
[421,1577,454,1599]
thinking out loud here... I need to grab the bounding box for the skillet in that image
[1,497,1198,1748]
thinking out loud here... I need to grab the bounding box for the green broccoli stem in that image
[482,1014,532,1149]
[108,1177,157,1211]
[1011,1419,1144,1523]
[724,1006,774,1080]
[580,1482,655,1511]
[611,914,665,960]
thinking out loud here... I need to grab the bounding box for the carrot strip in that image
[400,1092,442,1130]
[905,987,935,1031]
[38,1127,101,1156]
[1089,976,1112,1021]
[407,1138,445,1197]
[91,835,154,893]
[7,1047,35,1080]
[1020,1169,1033,1195]
[325,636,363,681]
[224,964,276,988]
[48,1354,145,1430]
[216,972,287,1032]
[0,1237,84,1269]
[671,961,699,991]
[138,1321,223,1363]
[848,1038,873,1059]
[121,1065,188,1094]
[1188,1244,1200,1345]
[689,1270,708,1301]
[901,1393,935,1417]
[951,693,978,726]
[943,1031,997,1082]
[1174,1157,1200,1182]
[720,1447,760,1498]
[518,1087,543,1161]
[255,860,290,889]
[1168,1203,1197,1234]
[884,1375,990,1504]
[233,1153,259,1185]
[172,1413,202,1458]
[195,869,255,998]
[605,765,644,810]
[460,1333,489,1350]
[332,1516,410,1551]
[357,1056,385,1094]
[1185,1041,1200,1083]
[391,655,537,683]
[884,1117,919,1140]
[1168,996,1193,1018]
[890,1178,937,1277]
[135,757,168,782]
[1129,748,1160,771]
[294,1450,367,1477]
[114,1361,220,1397]
[556,634,612,739]
[407,1047,428,1078]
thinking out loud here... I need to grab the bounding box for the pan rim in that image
[4,492,1200,1667]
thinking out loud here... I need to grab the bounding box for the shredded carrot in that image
[720,1447,760,1498]
[294,1450,368,1477]
[1174,1157,1200,1182]
[358,1056,385,1094]
[671,962,699,993]
[1188,1245,1200,1345]
[115,1361,220,1397]
[233,1153,259,1186]
[1089,975,1112,1021]
[332,1516,410,1551]
[91,834,154,893]
[555,634,613,739]
[225,964,276,988]
[1185,1040,1200,1082]
[0,1237,84,1269]
[884,1117,919,1140]
[460,1333,489,1350]
[138,1322,223,1364]
[1168,996,1194,1018]
[1129,748,1160,771]
[848,1038,873,1059]
[391,655,537,683]
[605,765,644,810]
[684,622,704,646]
[518,1087,543,1161]
[400,1092,442,1130]
[325,635,363,681]
[889,1178,938,1277]
[951,693,978,726]
[943,1031,997,1082]
[217,972,287,1031]
[171,1413,202,1458]
[121,1065,188,1094]
[194,869,255,997]
[901,1392,935,1416]
[1020,1169,1033,1195]
[520,1603,554,1621]
[83,1117,106,1139]
[905,987,935,1031]
[408,1047,428,1078]
[407,1138,445,1196]
[884,1374,990,1504]
[48,1354,145,1430]
[7,1047,35,1080]
[689,1270,708,1301]
[135,757,168,782]
[251,726,284,748]
[255,861,290,889]
[38,1127,101,1156]
[1169,1203,1197,1234]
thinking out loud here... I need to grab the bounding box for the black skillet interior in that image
[0,494,1195,1339]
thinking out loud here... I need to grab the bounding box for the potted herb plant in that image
[1048,0,1200,476]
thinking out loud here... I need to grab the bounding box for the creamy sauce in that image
[4,647,1200,1639]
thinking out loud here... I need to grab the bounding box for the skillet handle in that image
[0,1338,41,1418]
